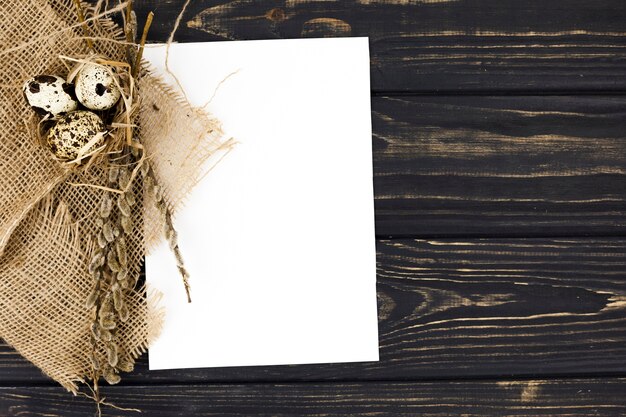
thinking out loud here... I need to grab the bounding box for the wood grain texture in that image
[5,2,623,412]
[1,238,624,383]
[0,379,624,416]
[373,95,626,236]
[131,0,626,92]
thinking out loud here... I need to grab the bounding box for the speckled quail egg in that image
[75,63,121,111]
[46,110,106,161]
[23,75,78,116]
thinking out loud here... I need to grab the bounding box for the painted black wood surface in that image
[133,0,626,93]
[1,379,625,416]
[1,0,625,415]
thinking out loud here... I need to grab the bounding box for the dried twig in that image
[124,0,138,69]
[72,0,94,50]
[133,11,153,78]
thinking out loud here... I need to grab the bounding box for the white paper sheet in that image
[144,38,378,370]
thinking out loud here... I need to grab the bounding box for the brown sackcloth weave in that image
[0,0,230,392]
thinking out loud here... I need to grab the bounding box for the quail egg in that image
[75,63,122,111]
[23,75,78,116]
[46,110,106,161]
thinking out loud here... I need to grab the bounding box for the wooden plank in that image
[0,379,624,416]
[373,95,626,236]
[130,0,626,92]
[52,93,626,237]
[1,238,625,383]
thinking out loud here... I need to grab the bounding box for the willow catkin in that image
[107,250,121,272]
[120,215,132,234]
[97,231,108,249]
[103,367,121,385]
[112,283,123,311]
[90,351,100,371]
[85,285,99,310]
[116,356,134,373]
[106,342,118,367]
[116,237,127,267]
[118,303,129,322]
[117,194,131,217]
[99,314,116,330]
[99,193,113,218]
[102,221,115,243]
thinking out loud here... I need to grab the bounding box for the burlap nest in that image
[0,0,230,392]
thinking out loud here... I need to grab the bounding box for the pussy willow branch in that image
[141,161,192,303]
[119,5,191,303]
[87,153,137,389]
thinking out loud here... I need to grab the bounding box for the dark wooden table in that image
[2,1,626,415]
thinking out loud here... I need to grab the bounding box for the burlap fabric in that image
[0,0,229,392]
